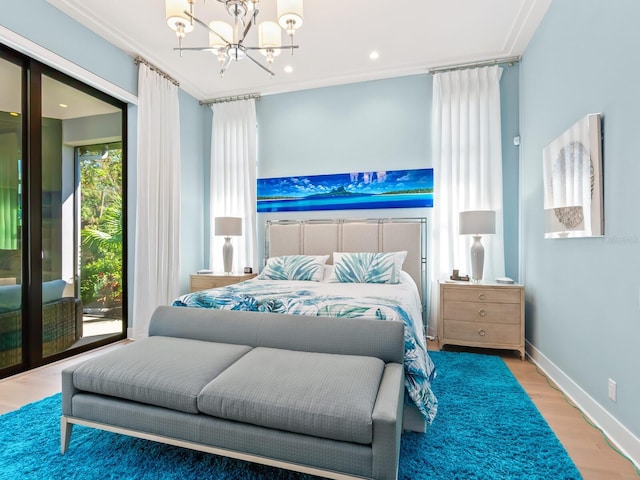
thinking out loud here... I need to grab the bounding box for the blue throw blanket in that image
[173,280,438,424]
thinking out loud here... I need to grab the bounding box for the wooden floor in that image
[506,354,639,479]
[0,341,638,479]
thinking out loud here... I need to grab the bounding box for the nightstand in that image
[439,281,525,360]
[189,273,257,293]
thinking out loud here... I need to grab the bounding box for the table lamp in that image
[215,216,242,274]
[459,210,496,282]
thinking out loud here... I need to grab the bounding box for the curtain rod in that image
[428,55,521,75]
[133,56,180,87]
[199,93,261,106]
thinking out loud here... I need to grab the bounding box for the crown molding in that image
[0,24,137,104]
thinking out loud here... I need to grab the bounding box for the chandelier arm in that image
[245,52,275,76]
[173,47,216,52]
[239,8,259,44]
[185,10,232,45]
[244,45,299,51]
[175,46,299,52]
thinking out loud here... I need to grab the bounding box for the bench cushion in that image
[72,336,251,414]
[197,347,385,444]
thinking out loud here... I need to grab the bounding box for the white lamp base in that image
[222,237,233,274]
[470,235,485,282]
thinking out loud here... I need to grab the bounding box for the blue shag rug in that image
[0,351,581,479]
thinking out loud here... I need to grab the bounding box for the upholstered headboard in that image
[264,218,428,321]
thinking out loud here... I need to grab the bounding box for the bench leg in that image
[61,417,73,454]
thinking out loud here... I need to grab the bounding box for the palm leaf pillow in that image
[258,255,329,282]
[330,251,407,284]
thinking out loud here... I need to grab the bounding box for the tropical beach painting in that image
[257,168,433,213]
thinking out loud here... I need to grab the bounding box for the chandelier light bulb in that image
[217,49,227,66]
[277,0,303,32]
[258,21,282,57]
[265,50,275,65]
[166,0,194,36]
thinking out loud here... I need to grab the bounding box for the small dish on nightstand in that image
[495,277,514,284]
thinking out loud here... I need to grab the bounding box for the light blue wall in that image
[1,1,208,321]
[520,0,640,439]
[0,1,136,96]
[178,90,208,293]
[258,75,431,178]
[253,71,521,280]
[254,75,433,267]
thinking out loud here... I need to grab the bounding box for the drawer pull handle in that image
[478,329,486,337]
[478,309,486,317]
[478,293,486,300]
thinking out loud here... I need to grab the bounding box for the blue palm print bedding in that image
[173,279,438,424]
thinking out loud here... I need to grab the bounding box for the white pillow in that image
[258,255,329,282]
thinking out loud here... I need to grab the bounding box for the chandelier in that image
[165,0,303,77]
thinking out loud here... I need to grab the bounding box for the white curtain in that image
[429,66,506,337]
[132,63,181,338]
[209,100,258,273]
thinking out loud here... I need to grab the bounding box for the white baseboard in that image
[526,341,640,470]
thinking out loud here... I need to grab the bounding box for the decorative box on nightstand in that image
[189,273,257,293]
[439,281,525,360]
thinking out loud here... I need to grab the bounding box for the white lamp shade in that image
[166,0,194,33]
[277,0,304,30]
[209,21,233,51]
[215,217,242,237]
[259,21,282,57]
[459,210,496,235]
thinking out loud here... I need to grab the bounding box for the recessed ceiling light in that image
[369,51,380,60]
[9,112,19,117]
[59,103,68,108]
[284,65,293,73]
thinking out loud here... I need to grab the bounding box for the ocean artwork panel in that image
[257,168,433,213]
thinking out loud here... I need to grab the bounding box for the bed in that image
[173,218,437,431]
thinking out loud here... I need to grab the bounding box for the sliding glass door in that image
[0,53,23,372]
[40,74,125,358]
[0,45,127,377]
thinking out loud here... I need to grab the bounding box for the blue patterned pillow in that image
[258,255,329,282]
[330,251,406,284]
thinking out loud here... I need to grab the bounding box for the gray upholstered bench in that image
[61,306,405,480]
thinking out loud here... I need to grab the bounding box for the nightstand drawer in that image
[190,274,257,292]
[443,320,521,346]
[443,300,521,325]
[443,287,520,304]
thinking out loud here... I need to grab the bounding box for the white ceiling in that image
[0,60,119,120]
[50,0,551,102]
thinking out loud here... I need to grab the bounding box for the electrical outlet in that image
[608,378,617,402]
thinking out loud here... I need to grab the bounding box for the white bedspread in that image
[172,270,438,423]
